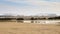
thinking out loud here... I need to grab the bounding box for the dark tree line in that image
[0,16,60,20]
[48,16,60,20]
[30,17,46,20]
[16,18,24,20]
[0,18,12,20]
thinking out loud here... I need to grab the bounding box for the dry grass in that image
[0,22,60,34]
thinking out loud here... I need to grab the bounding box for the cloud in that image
[5,0,60,2]
[41,0,60,1]
[4,0,60,6]
[0,4,40,15]
[0,3,60,16]
[0,0,60,15]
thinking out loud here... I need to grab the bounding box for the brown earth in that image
[0,22,60,34]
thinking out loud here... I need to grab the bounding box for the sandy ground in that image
[0,22,60,34]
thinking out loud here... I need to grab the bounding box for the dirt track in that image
[0,22,60,34]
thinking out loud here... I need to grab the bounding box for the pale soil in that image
[0,22,60,34]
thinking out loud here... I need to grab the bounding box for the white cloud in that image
[0,3,60,15]
[0,5,40,15]
[0,0,60,15]
[5,0,60,6]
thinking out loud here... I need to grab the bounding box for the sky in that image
[0,0,60,16]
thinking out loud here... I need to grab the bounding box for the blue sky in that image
[0,0,60,16]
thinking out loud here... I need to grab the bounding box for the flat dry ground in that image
[0,22,60,34]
